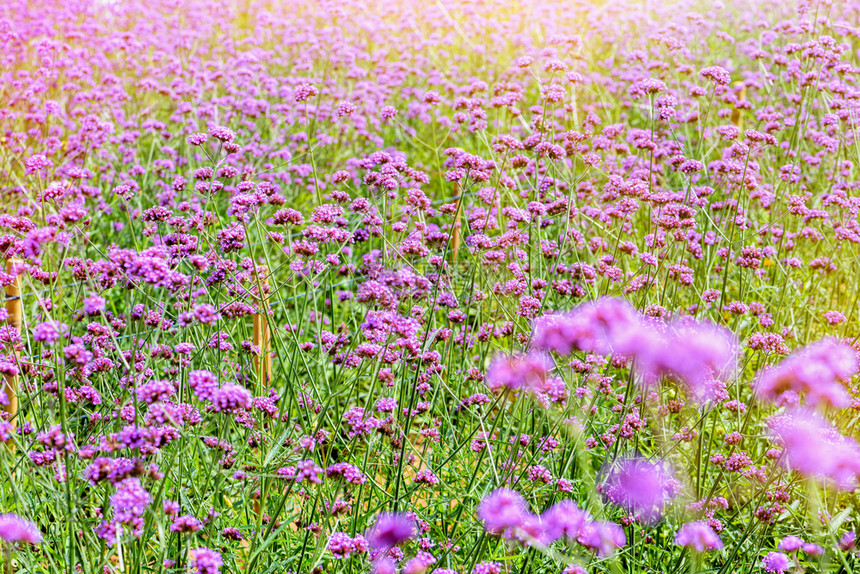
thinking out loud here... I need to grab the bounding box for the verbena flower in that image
[539,500,590,543]
[769,409,860,490]
[477,488,528,536]
[531,297,643,356]
[366,513,416,549]
[577,521,626,556]
[601,456,678,522]
[328,532,368,559]
[761,551,791,573]
[0,514,42,545]
[674,521,723,552]
[485,351,554,394]
[755,338,858,409]
[777,536,803,552]
[633,319,738,395]
[190,547,222,574]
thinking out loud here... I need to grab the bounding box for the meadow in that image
[1,0,859,572]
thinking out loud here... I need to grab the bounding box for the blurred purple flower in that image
[674,521,723,552]
[0,514,42,545]
[777,536,804,552]
[82,295,106,315]
[366,512,416,549]
[485,351,553,393]
[532,300,737,400]
[634,319,738,396]
[803,542,824,556]
[601,456,678,522]
[769,409,860,490]
[477,488,528,535]
[577,521,626,556]
[371,558,397,574]
[539,499,590,543]
[755,338,858,409]
[531,297,644,356]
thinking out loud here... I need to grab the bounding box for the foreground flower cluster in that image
[2,0,860,572]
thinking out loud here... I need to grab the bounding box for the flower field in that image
[2,0,860,572]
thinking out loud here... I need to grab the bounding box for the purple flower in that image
[209,125,235,143]
[24,154,52,174]
[777,536,804,552]
[163,500,180,516]
[762,551,791,573]
[824,310,846,325]
[634,319,738,394]
[803,543,824,556]
[601,456,678,522]
[187,133,208,146]
[477,488,528,535]
[376,397,398,412]
[402,550,436,574]
[577,521,626,556]
[189,370,218,401]
[32,321,68,345]
[0,514,42,545]
[221,527,243,541]
[217,223,246,253]
[326,462,366,485]
[136,380,176,405]
[191,304,221,325]
[366,513,415,549]
[539,500,590,543]
[473,562,501,574]
[674,521,723,552]
[769,409,860,490]
[295,459,323,483]
[630,77,666,96]
[531,297,643,356]
[699,65,731,85]
[485,351,553,393]
[335,101,356,118]
[413,469,438,486]
[82,295,106,315]
[190,547,222,574]
[99,477,151,545]
[532,300,737,398]
[294,82,318,102]
[210,383,252,412]
[170,515,202,533]
[755,338,858,409]
[328,532,368,559]
[371,558,397,574]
